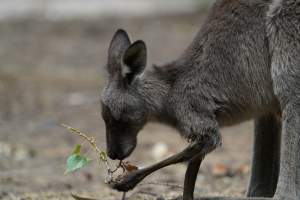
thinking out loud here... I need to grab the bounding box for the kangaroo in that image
[101,0,300,200]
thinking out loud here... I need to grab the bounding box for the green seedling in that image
[65,145,91,174]
[61,124,137,200]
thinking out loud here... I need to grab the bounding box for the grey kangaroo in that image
[101,0,300,200]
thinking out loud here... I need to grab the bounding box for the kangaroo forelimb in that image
[111,142,207,192]
[183,156,204,200]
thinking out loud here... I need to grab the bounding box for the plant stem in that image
[61,124,124,182]
[61,124,102,154]
[121,192,126,200]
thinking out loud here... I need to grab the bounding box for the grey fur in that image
[101,0,300,199]
[267,1,300,200]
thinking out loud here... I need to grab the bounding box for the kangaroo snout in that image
[107,137,137,160]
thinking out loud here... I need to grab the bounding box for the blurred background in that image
[0,1,255,200]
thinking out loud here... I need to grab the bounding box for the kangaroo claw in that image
[109,169,147,192]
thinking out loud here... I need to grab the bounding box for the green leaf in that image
[65,145,91,174]
[65,154,91,174]
[73,145,82,155]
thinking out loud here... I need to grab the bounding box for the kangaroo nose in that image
[107,144,135,160]
[108,149,128,160]
[106,135,137,160]
[107,149,118,160]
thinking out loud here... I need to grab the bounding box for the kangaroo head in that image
[101,29,148,160]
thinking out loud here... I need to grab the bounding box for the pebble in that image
[211,163,230,177]
[151,142,169,161]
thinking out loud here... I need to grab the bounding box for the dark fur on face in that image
[101,30,148,160]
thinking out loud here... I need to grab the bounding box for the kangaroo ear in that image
[107,29,131,76]
[122,40,147,83]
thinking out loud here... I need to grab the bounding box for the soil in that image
[0,14,255,200]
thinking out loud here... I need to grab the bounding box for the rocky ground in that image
[0,14,255,200]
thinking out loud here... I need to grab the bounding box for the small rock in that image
[151,142,169,161]
[236,164,250,176]
[211,163,230,177]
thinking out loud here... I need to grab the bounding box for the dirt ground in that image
[0,14,255,200]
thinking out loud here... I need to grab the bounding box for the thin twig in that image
[127,181,182,199]
[121,192,127,200]
[61,124,102,154]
